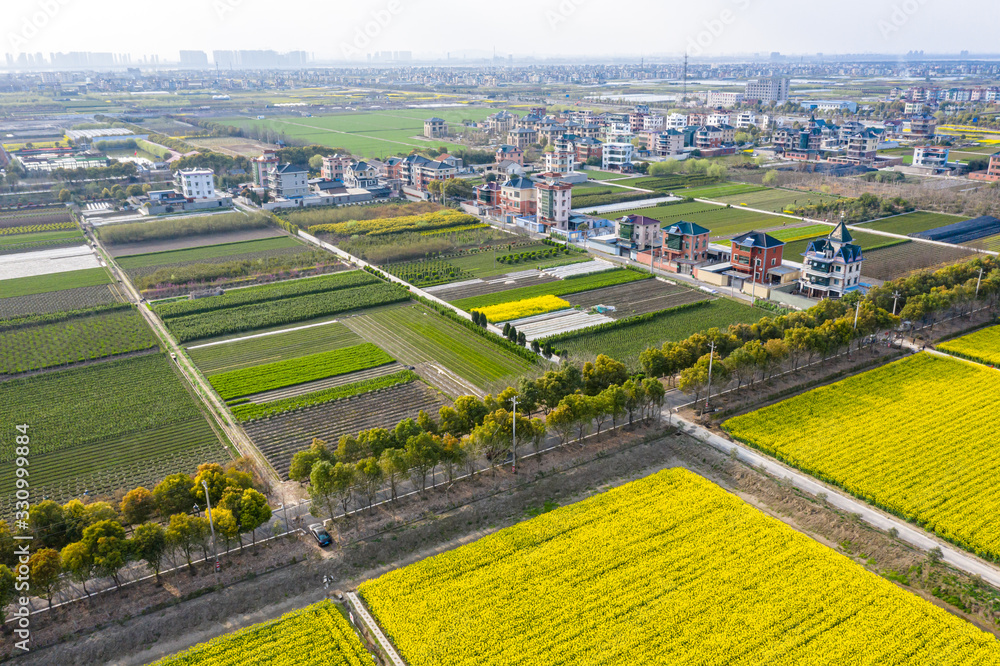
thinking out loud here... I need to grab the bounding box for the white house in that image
[602,142,634,171]
[268,164,309,199]
[175,168,216,199]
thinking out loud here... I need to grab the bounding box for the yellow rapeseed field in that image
[725,352,1000,560]
[938,324,1000,367]
[472,294,570,323]
[151,600,371,665]
[360,468,1000,665]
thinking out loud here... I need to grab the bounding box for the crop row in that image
[233,369,417,421]
[0,307,159,374]
[724,353,1000,561]
[156,270,377,318]
[937,324,1000,366]
[163,282,409,342]
[418,223,490,236]
[0,209,74,228]
[452,269,650,311]
[209,342,394,400]
[0,353,206,459]
[360,468,1000,665]
[152,600,371,665]
[244,381,444,477]
[309,209,478,237]
[383,259,472,287]
[473,294,570,323]
[0,221,77,235]
[0,284,120,321]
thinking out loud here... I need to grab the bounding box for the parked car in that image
[309,523,332,547]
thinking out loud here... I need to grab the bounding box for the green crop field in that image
[973,233,1000,252]
[215,107,497,158]
[188,321,363,374]
[232,369,418,422]
[452,269,649,311]
[117,236,301,268]
[344,304,534,391]
[208,342,394,400]
[155,271,377,319]
[0,267,112,299]
[543,299,766,368]
[0,306,158,374]
[857,211,966,236]
[0,284,121,320]
[782,228,907,259]
[676,183,767,199]
[768,224,837,242]
[162,281,408,343]
[0,353,227,512]
[714,188,840,212]
[445,244,586,278]
[0,229,83,247]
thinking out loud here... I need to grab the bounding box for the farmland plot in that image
[0,283,120,319]
[0,306,158,374]
[452,269,649,312]
[0,354,228,512]
[244,381,446,478]
[152,599,371,666]
[858,211,966,236]
[187,320,362,374]
[428,272,559,302]
[117,235,301,268]
[343,304,533,392]
[564,279,708,319]
[724,353,1000,560]
[0,245,100,281]
[544,299,764,368]
[861,242,975,281]
[937,324,1000,367]
[0,267,113,299]
[360,468,1000,666]
[107,227,287,257]
[503,309,613,341]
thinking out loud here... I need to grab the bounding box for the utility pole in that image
[976,266,984,298]
[683,54,688,99]
[202,480,220,576]
[891,290,901,316]
[853,299,861,329]
[510,395,518,475]
[704,340,716,415]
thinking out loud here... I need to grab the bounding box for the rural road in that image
[85,228,282,490]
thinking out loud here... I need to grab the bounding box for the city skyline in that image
[4,0,999,66]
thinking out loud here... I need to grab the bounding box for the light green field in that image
[117,236,300,268]
[857,211,966,236]
[614,203,785,239]
[0,230,83,247]
[0,267,113,298]
[215,107,498,158]
[714,188,840,213]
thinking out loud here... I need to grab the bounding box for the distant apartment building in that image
[652,130,684,157]
[707,91,744,107]
[799,221,864,299]
[665,113,689,129]
[908,114,938,138]
[544,136,576,173]
[971,152,1000,182]
[175,168,215,199]
[615,214,661,254]
[642,114,665,132]
[904,102,927,115]
[845,128,879,166]
[495,144,524,165]
[745,77,790,103]
[486,110,518,135]
[507,127,538,149]
[499,176,536,224]
[321,154,352,181]
[571,136,602,163]
[424,118,448,139]
[912,145,950,170]
[706,112,732,127]
[251,149,279,186]
[536,178,573,231]
[268,163,309,199]
[694,126,724,150]
[602,142,634,171]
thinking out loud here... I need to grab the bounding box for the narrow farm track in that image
[87,229,283,489]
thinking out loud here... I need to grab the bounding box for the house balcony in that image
[805,261,833,274]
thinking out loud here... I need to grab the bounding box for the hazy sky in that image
[4,0,996,62]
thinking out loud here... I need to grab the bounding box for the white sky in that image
[4,0,996,62]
